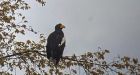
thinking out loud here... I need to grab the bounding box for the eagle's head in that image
[55,23,65,30]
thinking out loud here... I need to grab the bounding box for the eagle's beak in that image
[60,24,65,29]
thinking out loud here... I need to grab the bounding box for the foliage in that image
[0,0,140,75]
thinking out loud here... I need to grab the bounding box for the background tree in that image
[0,0,140,75]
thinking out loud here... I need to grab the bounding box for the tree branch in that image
[0,50,46,59]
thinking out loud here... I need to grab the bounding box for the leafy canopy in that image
[0,0,140,75]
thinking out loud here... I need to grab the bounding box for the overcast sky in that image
[20,0,140,59]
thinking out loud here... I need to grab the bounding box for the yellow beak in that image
[60,24,65,28]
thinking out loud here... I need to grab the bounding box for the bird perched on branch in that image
[46,23,66,65]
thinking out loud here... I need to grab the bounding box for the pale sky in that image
[20,0,140,59]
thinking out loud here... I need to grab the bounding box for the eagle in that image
[46,23,66,65]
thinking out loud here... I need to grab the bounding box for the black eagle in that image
[46,23,66,65]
